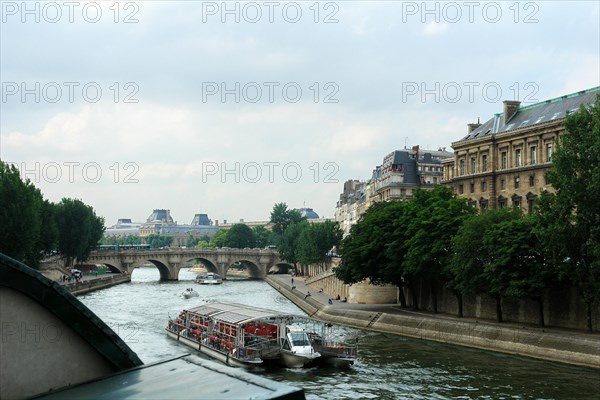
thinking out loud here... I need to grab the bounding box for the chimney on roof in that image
[502,100,521,124]
[467,122,481,133]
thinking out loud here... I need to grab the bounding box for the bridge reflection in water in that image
[87,248,291,281]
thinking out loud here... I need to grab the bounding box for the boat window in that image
[289,332,310,346]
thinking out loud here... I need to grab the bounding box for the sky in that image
[1,0,599,226]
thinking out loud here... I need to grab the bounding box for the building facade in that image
[443,87,599,212]
[335,147,452,236]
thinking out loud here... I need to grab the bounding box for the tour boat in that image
[165,302,357,369]
[195,272,223,285]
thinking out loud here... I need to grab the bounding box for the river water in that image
[79,268,599,400]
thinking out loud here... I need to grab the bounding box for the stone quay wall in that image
[65,274,131,296]
[266,276,600,369]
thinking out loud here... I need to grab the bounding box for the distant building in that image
[297,207,320,219]
[335,180,366,236]
[372,146,453,202]
[443,86,599,213]
[334,146,452,236]
[138,209,219,245]
[104,218,142,237]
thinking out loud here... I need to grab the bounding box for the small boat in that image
[182,288,199,299]
[195,272,223,285]
[166,302,356,369]
[280,325,320,368]
[189,266,206,273]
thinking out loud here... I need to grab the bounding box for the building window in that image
[501,178,506,190]
[514,176,520,189]
[546,143,553,162]
[459,159,465,175]
[501,151,507,169]
[471,157,476,174]
[498,198,507,208]
[515,148,522,167]
[458,184,464,194]
[530,146,537,164]
[482,154,488,172]
[470,182,475,193]
[513,197,521,208]
[527,194,537,214]
[481,179,487,192]
[529,175,535,187]
[480,200,488,213]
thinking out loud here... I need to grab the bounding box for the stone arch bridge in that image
[85,248,291,280]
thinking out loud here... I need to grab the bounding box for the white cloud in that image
[423,22,448,36]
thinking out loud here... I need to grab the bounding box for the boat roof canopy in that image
[187,302,296,325]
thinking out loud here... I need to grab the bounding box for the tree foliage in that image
[145,234,173,249]
[335,201,407,287]
[225,223,256,248]
[297,221,343,267]
[253,226,272,248]
[210,229,228,248]
[55,198,105,267]
[537,95,600,331]
[277,220,309,268]
[270,202,305,236]
[0,161,44,266]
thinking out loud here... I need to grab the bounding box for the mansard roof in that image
[457,86,599,143]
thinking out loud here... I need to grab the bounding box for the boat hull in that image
[166,330,261,369]
[280,350,320,368]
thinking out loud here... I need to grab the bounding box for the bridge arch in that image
[223,260,263,279]
[184,257,218,274]
[267,262,294,275]
[145,260,172,281]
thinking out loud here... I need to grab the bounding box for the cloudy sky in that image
[1,1,599,225]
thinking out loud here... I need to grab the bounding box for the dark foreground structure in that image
[0,253,304,399]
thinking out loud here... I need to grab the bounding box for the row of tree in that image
[335,98,600,331]
[0,161,105,268]
[270,203,343,274]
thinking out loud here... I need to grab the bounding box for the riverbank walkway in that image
[268,274,600,369]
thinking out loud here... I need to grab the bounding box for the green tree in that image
[402,186,476,313]
[55,198,105,267]
[538,95,600,331]
[253,226,272,248]
[196,240,210,248]
[335,201,410,307]
[210,229,228,248]
[297,221,343,269]
[145,234,173,249]
[482,213,552,326]
[186,235,200,248]
[225,224,256,248]
[270,202,305,236]
[451,208,524,322]
[277,221,309,273]
[0,161,43,266]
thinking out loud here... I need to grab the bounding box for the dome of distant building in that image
[147,209,174,224]
[297,207,319,219]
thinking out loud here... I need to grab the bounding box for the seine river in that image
[79,268,599,400]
